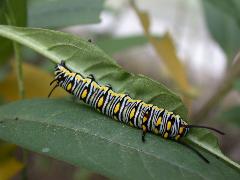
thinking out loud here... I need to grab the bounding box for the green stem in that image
[12,40,27,180]
[191,52,240,122]
[13,42,25,99]
[4,1,25,99]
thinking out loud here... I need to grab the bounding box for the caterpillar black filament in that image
[49,60,224,163]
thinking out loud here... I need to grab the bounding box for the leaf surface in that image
[0,99,239,179]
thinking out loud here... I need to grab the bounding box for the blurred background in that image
[0,0,239,179]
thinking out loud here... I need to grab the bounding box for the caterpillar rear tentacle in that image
[184,125,225,135]
[49,61,224,163]
[178,140,210,163]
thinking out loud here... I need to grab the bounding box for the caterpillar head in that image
[171,116,190,140]
[175,117,225,140]
[53,61,70,86]
[179,118,190,137]
[48,61,70,97]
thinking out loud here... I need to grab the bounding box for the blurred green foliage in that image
[234,79,240,91]
[218,106,240,127]
[0,0,26,64]
[97,35,151,55]
[202,0,240,60]
[28,0,104,28]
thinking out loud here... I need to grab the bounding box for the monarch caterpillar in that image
[49,60,224,163]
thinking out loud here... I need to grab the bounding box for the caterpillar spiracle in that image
[49,60,224,163]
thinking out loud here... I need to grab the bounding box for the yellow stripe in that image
[67,83,72,91]
[69,72,75,77]
[91,81,99,89]
[143,116,148,123]
[154,128,159,134]
[167,121,171,131]
[175,115,180,119]
[100,86,109,91]
[175,135,180,141]
[164,132,168,139]
[114,103,120,114]
[179,127,184,134]
[97,96,104,108]
[80,78,89,85]
[156,117,162,126]
[75,74,83,81]
[130,108,135,119]
[168,111,173,115]
[81,89,88,99]
[142,125,147,132]
[129,121,134,127]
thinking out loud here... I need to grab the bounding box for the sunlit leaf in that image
[131,1,192,95]
[0,158,24,180]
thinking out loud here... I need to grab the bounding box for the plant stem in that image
[13,42,25,99]
[191,52,240,122]
[12,42,28,180]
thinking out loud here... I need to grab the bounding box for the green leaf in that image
[0,99,240,179]
[217,106,240,127]
[0,25,239,176]
[202,0,240,60]
[96,35,151,55]
[0,25,186,118]
[234,79,240,91]
[0,39,11,64]
[0,0,27,64]
[28,0,104,28]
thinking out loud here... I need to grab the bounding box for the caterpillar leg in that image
[142,131,147,142]
[60,60,66,67]
[87,74,95,81]
[142,124,147,142]
[177,140,209,163]
[106,84,112,90]
[71,96,78,102]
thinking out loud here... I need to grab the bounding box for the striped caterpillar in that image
[49,60,224,163]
